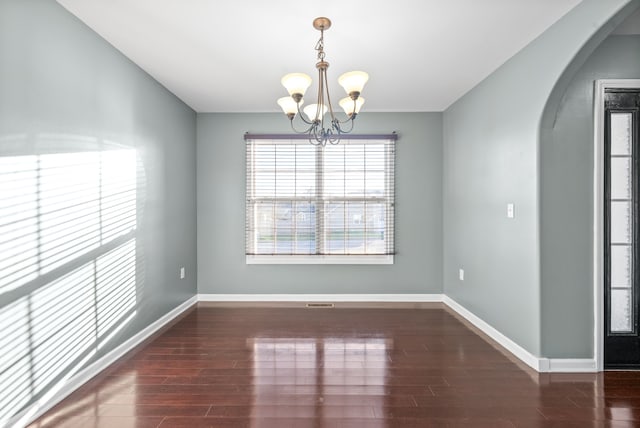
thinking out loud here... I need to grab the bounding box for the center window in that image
[245,135,395,264]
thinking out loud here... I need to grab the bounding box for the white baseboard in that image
[442,296,544,371]
[10,296,198,428]
[198,293,444,302]
[546,358,597,372]
[443,296,597,373]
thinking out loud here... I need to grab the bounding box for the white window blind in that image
[245,134,395,263]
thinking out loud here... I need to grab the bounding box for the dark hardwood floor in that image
[27,304,640,427]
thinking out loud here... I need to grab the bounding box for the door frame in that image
[594,79,640,371]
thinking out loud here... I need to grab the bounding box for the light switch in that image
[507,203,515,219]
[180,267,186,279]
[459,268,464,281]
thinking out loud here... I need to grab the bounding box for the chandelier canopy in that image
[277,17,368,146]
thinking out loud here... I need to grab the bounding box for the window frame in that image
[245,133,396,265]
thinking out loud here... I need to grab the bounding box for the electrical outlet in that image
[459,268,464,281]
[180,267,185,279]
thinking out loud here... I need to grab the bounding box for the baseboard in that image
[198,293,444,303]
[442,296,544,371]
[9,296,198,428]
[443,297,598,373]
[546,358,597,372]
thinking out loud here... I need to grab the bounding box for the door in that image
[604,89,640,369]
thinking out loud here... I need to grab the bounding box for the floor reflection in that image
[250,337,391,426]
[26,307,640,427]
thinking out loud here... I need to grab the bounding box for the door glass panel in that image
[611,289,633,333]
[608,111,636,335]
[611,113,632,156]
[611,157,632,200]
[611,245,632,288]
[611,113,632,155]
[611,201,632,244]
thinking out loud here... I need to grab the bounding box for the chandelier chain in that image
[315,30,325,61]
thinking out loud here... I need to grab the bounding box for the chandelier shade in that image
[281,73,312,99]
[277,17,368,146]
[277,96,302,118]
[339,97,365,116]
[302,103,329,121]
[338,71,369,98]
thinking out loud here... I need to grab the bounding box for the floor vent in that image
[306,303,335,308]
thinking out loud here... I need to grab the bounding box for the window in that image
[245,134,396,264]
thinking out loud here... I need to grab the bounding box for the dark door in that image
[604,89,640,369]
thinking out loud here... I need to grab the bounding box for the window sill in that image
[246,255,394,265]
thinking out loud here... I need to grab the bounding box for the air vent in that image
[306,303,335,308]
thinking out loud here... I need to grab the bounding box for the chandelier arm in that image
[294,101,314,125]
[335,116,355,133]
[322,128,333,146]
[325,126,340,145]
[332,119,343,135]
[308,124,325,146]
[308,135,323,146]
[335,113,357,125]
[317,67,325,128]
[323,67,338,124]
[333,97,358,125]
[289,117,314,134]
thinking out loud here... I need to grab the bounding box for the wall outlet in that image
[459,268,464,281]
[179,267,185,279]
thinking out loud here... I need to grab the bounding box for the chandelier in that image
[277,17,368,146]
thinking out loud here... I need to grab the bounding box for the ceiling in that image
[56,0,584,113]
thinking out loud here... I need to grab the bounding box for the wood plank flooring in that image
[27,304,640,427]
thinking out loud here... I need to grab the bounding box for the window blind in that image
[245,134,395,258]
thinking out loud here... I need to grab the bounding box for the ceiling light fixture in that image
[277,17,368,146]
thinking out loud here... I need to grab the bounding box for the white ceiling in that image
[57,0,583,113]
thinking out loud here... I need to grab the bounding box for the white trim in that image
[593,79,640,372]
[198,293,444,302]
[9,296,197,428]
[442,296,544,371]
[444,296,599,372]
[246,254,394,265]
[547,358,598,373]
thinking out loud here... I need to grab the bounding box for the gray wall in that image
[540,35,640,358]
[0,0,197,424]
[197,112,442,295]
[443,0,635,357]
